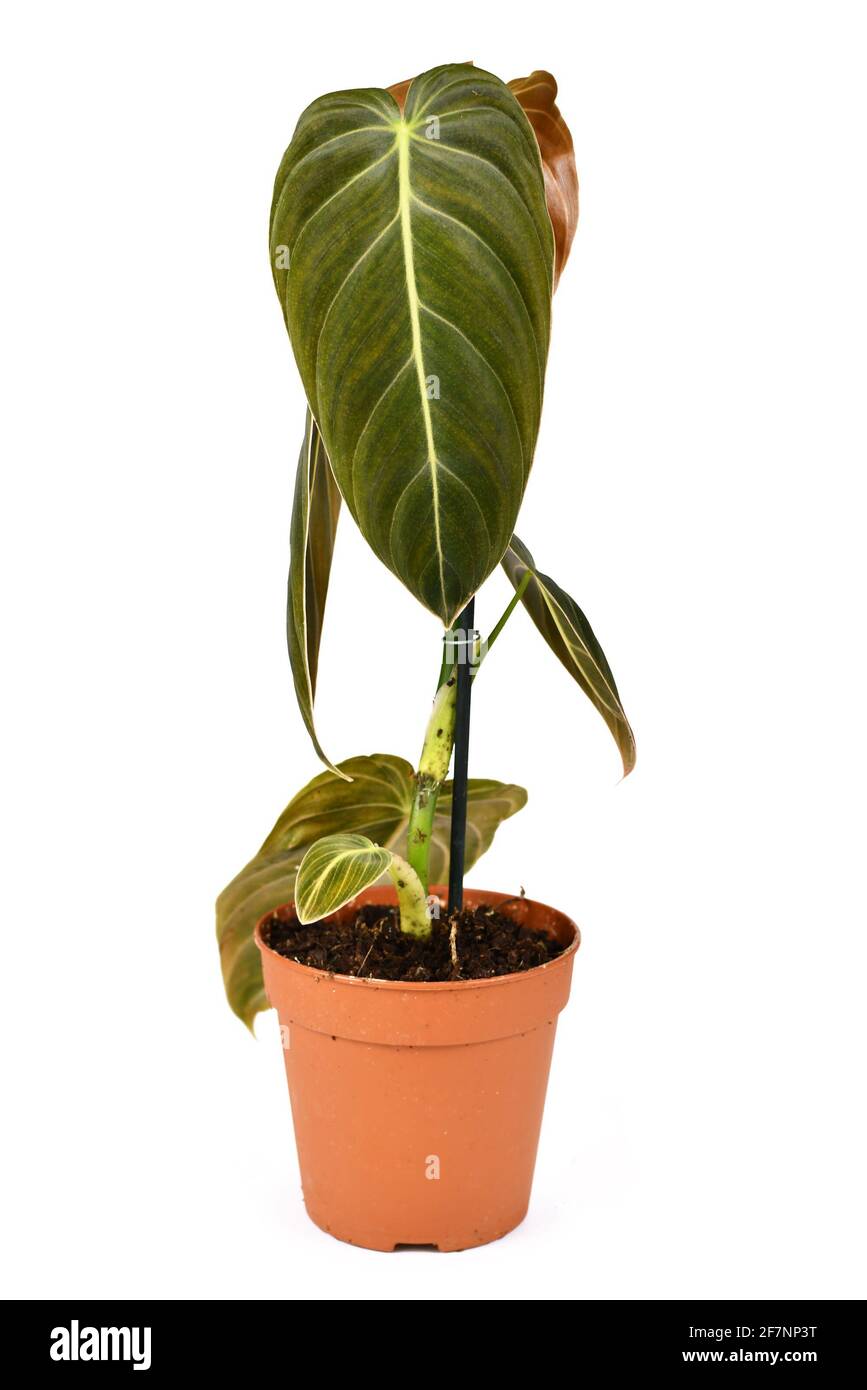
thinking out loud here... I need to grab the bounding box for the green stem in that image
[406,576,531,894]
[418,672,458,783]
[435,630,454,691]
[407,673,456,891]
[407,771,439,887]
[480,570,531,662]
[388,853,431,938]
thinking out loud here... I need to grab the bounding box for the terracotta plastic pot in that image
[255,885,579,1252]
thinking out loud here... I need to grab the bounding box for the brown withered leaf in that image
[386,74,412,110]
[509,70,579,288]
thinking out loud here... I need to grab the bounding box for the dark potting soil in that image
[261,903,566,982]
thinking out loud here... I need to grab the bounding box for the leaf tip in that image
[618,732,637,781]
[315,747,353,782]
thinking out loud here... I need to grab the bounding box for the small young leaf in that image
[216,754,527,1026]
[295,833,391,924]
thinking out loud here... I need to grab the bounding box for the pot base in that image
[306,1203,528,1253]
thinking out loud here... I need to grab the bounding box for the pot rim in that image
[253,885,580,994]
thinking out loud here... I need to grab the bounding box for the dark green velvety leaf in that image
[270,63,553,624]
[503,535,636,776]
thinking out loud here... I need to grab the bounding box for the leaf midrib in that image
[396,121,447,615]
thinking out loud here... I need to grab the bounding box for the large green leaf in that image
[270,62,553,625]
[216,753,527,1027]
[287,410,344,775]
[502,536,636,776]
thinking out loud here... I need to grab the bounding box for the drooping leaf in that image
[216,753,526,1026]
[502,536,636,776]
[295,833,392,923]
[270,62,553,625]
[509,71,579,290]
[287,410,344,775]
[216,846,308,1029]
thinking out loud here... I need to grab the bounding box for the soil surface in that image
[262,902,566,982]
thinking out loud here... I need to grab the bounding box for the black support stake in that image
[448,596,475,914]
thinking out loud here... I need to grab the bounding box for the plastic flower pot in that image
[255,885,580,1252]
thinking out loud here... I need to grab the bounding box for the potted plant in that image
[217,62,634,1251]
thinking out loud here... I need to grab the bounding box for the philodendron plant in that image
[217,64,634,1027]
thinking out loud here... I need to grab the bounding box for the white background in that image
[2,0,865,1301]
